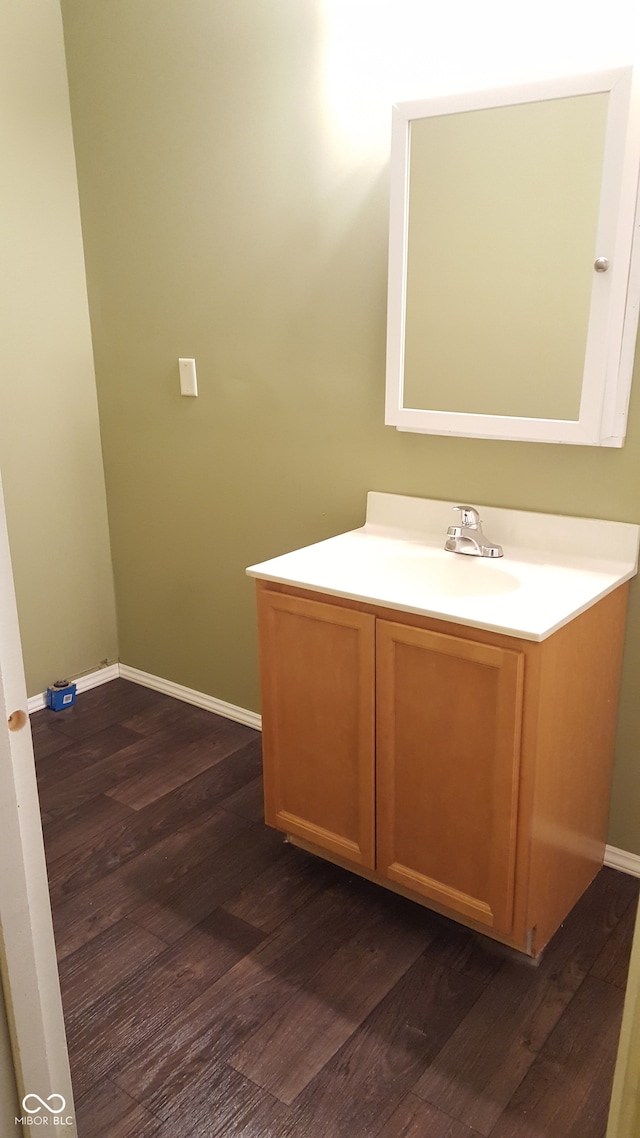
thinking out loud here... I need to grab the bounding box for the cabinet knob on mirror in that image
[594,257,609,272]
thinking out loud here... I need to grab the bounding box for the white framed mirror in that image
[385,68,640,446]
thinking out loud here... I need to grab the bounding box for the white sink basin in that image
[368,549,521,597]
[247,493,640,641]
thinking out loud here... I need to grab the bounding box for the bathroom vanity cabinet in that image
[255,578,629,958]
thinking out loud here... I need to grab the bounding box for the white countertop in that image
[246,493,640,641]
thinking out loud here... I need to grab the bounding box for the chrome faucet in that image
[444,506,503,558]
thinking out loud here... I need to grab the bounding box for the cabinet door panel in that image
[376,621,524,933]
[258,590,376,867]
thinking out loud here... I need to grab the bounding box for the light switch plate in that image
[179,358,198,397]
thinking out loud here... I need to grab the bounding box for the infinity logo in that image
[21,1093,66,1115]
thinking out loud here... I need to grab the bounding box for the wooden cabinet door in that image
[376,620,524,934]
[257,590,376,868]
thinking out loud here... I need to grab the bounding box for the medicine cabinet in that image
[385,67,640,445]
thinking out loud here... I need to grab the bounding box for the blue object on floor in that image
[46,680,77,711]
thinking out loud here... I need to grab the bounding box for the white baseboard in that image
[119,663,262,731]
[27,663,121,713]
[28,662,261,731]
[605,844,640,878]
[76,663,121,692]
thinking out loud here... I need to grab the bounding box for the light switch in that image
[179,358,198,397]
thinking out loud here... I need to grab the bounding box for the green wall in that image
[60,0,640,854]
[1,0,117,697]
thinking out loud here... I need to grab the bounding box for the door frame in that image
[0,474,76,1136]
[607,896,640,1138]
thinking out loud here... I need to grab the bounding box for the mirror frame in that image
[385,67,640,446]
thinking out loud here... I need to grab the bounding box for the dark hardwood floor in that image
[32,679,638,1138]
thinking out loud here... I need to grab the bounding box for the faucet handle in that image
[454,505,480,528]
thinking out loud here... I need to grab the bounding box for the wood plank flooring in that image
[32,679,638,1138]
